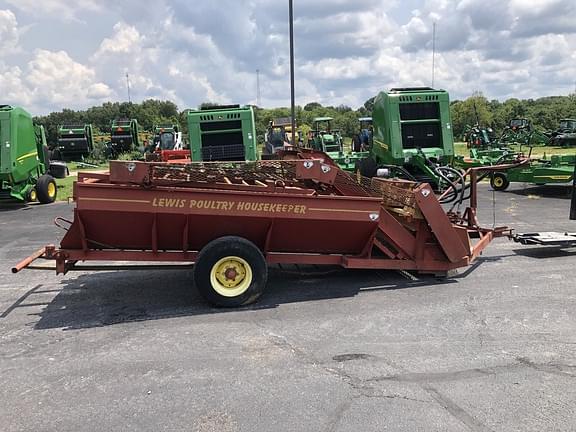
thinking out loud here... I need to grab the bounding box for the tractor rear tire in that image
[36,174,57,204]
[490,172,510,191]
[194,236,267,307]
[355,157,377,178]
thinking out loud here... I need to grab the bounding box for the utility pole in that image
[126,73,132,103]
[570,162,576,220]
[289,0,296,145]
[431,22,436,88]
[256,69,262,107]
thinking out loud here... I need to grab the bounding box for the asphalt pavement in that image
[0,183,575,431]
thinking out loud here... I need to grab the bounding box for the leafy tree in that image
[303,102,322,112]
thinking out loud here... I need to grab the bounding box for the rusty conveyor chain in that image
[149,160,298,187]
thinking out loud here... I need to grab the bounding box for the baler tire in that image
[490,172,510,191]
[194,236,267,307]
[51,148,63,161]
[36,174,57,204]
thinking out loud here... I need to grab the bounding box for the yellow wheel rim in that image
[210,256,252,297]
[356,169,362,184]
[493,177,504,187]
[29,189,37,202]
[47,182,56,198]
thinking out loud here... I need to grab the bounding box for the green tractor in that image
[550,119,576,147]
[0,105,60,204]
[308,117,368,171]
[354,87,457,190]
[309,117,343,153]
[454,124,518,170]
[187,105,258,162]
[499,118,550,147]
[53,123,94,161]
[107,118,140,158]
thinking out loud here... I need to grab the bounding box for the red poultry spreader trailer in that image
[13,155,509,307]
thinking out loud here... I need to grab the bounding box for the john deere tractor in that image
[550,119,576,147]
[0,105,61,204]
[499,118,550,147]
[308,117,369,171]
[309,117,343,153]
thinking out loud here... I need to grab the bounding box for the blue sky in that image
[0,0,575,114]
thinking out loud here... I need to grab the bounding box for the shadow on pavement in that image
[512,247,576,259]
[507,185,573,199]
[0,202,30,212]
[23,265,464,330]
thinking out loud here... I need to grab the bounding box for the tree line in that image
[450,91,576,139]
[34,92,575,145]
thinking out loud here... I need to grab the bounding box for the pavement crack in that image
[324,398,353,432]
[423,385,494,432]
[516,356,576,378]
[464,298,491,349]
[266,333,428,406]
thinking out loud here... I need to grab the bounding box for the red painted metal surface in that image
[13,155,506,276]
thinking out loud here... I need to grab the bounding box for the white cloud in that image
[0,9,19,52]
[0,63,30,105]
[3,0,101,21]
[26,49,114,110]
[0,0,575,114]
[93,22,142,57]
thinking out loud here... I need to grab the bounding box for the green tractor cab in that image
[0,105,60,204]
[309,117,369,172]
[310,117,343,153]
[550,119,576,147]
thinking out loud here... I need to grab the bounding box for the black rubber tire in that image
[42,145,51,165]
[194,236,267,307]
[51,148,63,161]
[36,174,57,204]
[490,172,510,191]
[351,135,361,152]
[354,157,378,178]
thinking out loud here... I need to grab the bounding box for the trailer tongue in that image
[14,153,510,307]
